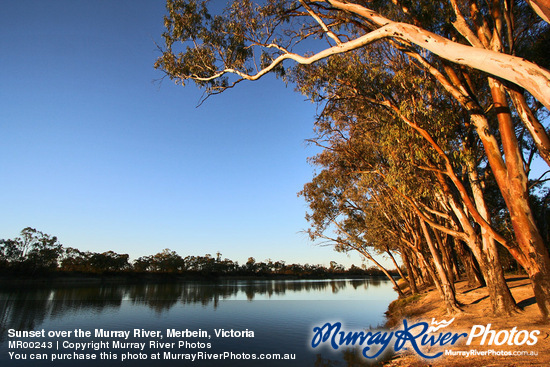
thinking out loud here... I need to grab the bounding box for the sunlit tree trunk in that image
[433,230,456,288]
[386,248,407,282]
[506,85,550,167]
[527,0,550,23]
[466,153,520,315]
[484,78,550,319]
[401,248,419,295]
[419,220,462,314]
[446,193,518,315]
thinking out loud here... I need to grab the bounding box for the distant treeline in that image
[0,227,395,278]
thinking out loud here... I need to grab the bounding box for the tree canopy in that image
[155,1,550,108]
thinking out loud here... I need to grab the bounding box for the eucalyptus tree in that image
[0,228,63,272]
[300,169,406,297]
[298,90,467,312]
[150,249,185,273]
[294,46,520,315]
[155,0,550,318]
[156,0,550,107]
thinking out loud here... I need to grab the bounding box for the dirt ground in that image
[383,276,550,366]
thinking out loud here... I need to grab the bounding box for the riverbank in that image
[384,276,549,366]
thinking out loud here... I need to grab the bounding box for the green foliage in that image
[155,0,296,94]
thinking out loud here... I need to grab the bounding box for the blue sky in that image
[0,0,373,267]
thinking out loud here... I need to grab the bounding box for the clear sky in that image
[0,0,377,268]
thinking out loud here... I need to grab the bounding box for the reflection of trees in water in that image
[0,279,378,338]
[178,283,240,307]
[239,279,360,300]
[126,283,182,313]
[0,286,125,342]
[330,281,344,294]
[49,286,125,316]
[349,278,382,290]
[0,289,52,342]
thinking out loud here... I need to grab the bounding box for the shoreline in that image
[383,275,549,366]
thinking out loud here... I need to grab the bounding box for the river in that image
[0,278,396,366]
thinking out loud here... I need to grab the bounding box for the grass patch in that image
[388,294,422,311]
[385,294,425,327]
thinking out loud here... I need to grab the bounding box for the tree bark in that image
[487,78,550,319]
[386,248,407,281]
[527,0,550,23]
[466,154,520,315]
[448,196,518,315]
[433,230,456,288]
[506,85,550,167]
[419,219,462,314]
[455,239,485,288]
[401,247,419,295]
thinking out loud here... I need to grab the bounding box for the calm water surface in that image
[0,278,396,366]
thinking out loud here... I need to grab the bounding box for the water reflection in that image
[0,278,386,342]
[0,279,396,366]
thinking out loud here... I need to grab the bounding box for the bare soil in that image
[383,276,550,366]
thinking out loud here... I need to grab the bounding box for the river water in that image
[0,278,396,366]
